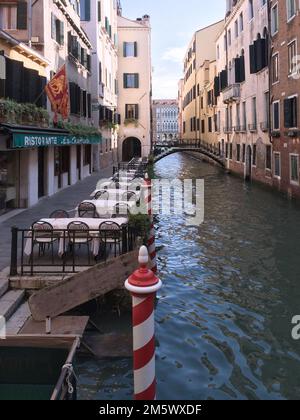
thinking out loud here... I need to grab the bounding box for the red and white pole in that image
[125,246,162,400]
[144,173,157,274]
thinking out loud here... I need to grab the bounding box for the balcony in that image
[260,122,269,132]
[248,123,257,133]
[224,126,233,134]
[223,84,241,104]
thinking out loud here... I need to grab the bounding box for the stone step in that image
[6,302,31,335]
[0,278,9,298]
[0,290,25,321]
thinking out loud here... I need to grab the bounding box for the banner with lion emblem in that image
[45,64,70,122]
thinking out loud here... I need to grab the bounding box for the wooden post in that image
[10,226,18,277]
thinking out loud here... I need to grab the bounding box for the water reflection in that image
[77,153,300,400]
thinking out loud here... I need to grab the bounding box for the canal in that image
[77,153,300,400]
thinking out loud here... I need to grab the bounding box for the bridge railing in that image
[153,139,224,159]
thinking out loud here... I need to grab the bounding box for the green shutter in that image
[134,42,138,57]
[123,74,127,88]
[123,42,127,57]
[135,74,139,88]
[17,1,27,30]
[98,1,101,22]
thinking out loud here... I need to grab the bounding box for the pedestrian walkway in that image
[0,168,113,272]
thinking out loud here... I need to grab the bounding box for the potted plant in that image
[124,118,139,128]
[37,107,50,128]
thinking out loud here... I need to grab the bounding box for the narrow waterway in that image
[77,153,300,400]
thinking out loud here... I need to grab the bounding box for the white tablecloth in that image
[90,189,141,201]
[24,217,128,257]
[92,178,147,196]
[77,200,137,217]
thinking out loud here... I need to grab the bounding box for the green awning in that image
[0,125,102,148]
[12,131,102,148]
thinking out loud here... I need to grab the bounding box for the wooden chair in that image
[78,202,98,218]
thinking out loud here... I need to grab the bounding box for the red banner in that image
[45,64,70,121]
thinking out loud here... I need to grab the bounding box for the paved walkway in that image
[0,167,113,272]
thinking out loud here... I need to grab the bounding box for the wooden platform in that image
[19,316,89,337]
[29,250,138,321]
[82,333,133,358]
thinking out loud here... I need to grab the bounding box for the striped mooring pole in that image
[145,174,157,274]
[125,246,162,400]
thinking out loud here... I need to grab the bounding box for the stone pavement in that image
[0,167,113,272]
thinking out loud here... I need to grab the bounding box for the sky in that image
[121,0,225,100]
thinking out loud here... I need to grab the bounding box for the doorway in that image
[245,145,252,181]
[122,137,142,162]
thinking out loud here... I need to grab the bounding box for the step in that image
[0,290,25,321]
[0,278,9,298]
[6,302,31,335]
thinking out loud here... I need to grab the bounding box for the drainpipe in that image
[28,0,32,48]
[267,0,273,145]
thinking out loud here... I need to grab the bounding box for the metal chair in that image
[49,209,69,219]
[78,202,98,218]
[94,190,109,200]
[113,203,130,217]
[99,221,122,257]
[32,221,57,262]
[67,221,93,264]
[122,191,137,202]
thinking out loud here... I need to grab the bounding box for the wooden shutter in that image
[17,1,27,30]
[123,74,127,88]
[135,104,139,119]
[255,39,263,72]
[249,44,257,74]
[214,76,220,97]
[125,104,129,119]
[98,1,101,22]
[87,93,92,118]
[85,0,91,21]
[240,55,245,82]
[234,57,241,83]
[123,42,127,57]
[83,91,87,117]
[134,74,139,88]
[284,98,291,128]
[134,42,138,57]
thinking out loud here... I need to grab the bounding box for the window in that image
[286,0,296,21]
[83,145,92,167]
[208,117,212,133]
[80,0,91,21]
[274,152,281,177]
[229,143,233,160]
[272,101,280,130]
[290,154,299,183]
[51,14,64,45]
[239,13,244,32]
[284,96,298,128]
[249,0,254,20]
[242,144,246,163]
[235,20,238,38]
[252,97,257,128]
[253,144,257,166]
[288,40,297,76]
[272,53,279,83]
[237,144,241,162]
[271,4,278,35]
[0,2,27,30]
[125,104,139,120]
[123,73,139,88]
[123,42,138,57]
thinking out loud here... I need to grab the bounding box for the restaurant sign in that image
[12,132,102,148]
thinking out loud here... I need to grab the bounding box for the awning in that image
[0,123,102,148]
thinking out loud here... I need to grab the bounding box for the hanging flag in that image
[45,64,70,122]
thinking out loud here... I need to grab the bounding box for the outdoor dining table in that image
[77,199,137,218]
[24,217,128,257]
[89,189,141,201]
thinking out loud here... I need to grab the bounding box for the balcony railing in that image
[248,123,257,133]
[260,121,269,132]
[223,84,241,104]
[224,126,233,134]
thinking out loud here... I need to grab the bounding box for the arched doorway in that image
[246,145,252,181]
[122,137,142,162]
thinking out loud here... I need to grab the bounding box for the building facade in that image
[80,0,121,170]
[0,0,99,211]
[181,20,224,142]
[270,0,300,199]
[216,0,271,184]
[117,14,152,162]
[178,79,184,139]
[152,99,179,144]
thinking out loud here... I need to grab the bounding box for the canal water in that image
[77,153,300,400]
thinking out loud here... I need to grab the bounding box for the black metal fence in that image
[153,139,224,159]
[10,225,138,276]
